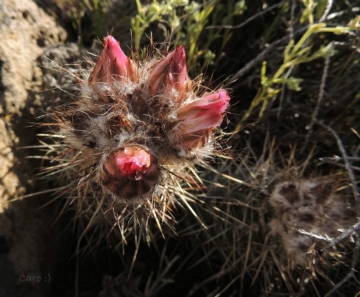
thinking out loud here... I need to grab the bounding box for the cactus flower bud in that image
[174,89,230,149]
[89,35,135,85]
[148,46,189,100]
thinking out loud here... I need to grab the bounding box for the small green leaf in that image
[309,43,333,60]
[286,78,303,91]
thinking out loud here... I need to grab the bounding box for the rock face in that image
[0,0,66,295]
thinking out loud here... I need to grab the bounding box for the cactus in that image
[40,35,230,244]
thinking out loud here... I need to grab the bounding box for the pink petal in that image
[89,35,134,84]
[115,147,151,175]
[105,36,131,78]
[105,147,151,176]
[174,89,230,149]
[148,46,189,100]
[178,111,223,135]
[101,147,159,198]
[177,89,230,120]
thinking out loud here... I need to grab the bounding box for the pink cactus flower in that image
[102,147,159,198]
[104,147,151,176]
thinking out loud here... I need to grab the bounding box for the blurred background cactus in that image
[4,0,359,296]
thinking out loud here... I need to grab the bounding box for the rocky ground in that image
[0,1,67,296]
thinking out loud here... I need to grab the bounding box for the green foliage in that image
[235,1,359,130]
[131,0,245,73]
